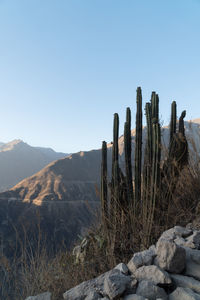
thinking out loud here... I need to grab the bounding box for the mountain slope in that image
[0,139,68,192]
[0,120,200,254]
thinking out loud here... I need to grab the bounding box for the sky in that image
[0,0,200,153]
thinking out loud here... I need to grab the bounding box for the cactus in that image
[134,87,143,209]
[100,87,188,251]
[101,141,108,230]
[179,110,186,135]
[124,107,133,204]
[169,101,177,146]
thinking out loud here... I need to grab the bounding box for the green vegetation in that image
[100,87,189,252]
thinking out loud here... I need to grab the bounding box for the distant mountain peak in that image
[0,139,25,152]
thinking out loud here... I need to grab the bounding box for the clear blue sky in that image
[0,0,200,153]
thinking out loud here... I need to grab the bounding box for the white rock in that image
[156,239,186,273]
[136,280,168,300]
[114,263,129,275]
[128,246,156,273]
[25,292,51,300]
[171,274,200,294]
[169,287,200,300]
[134,265,171,285]
[158,228,175,242]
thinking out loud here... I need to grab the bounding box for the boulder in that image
[134,265,171,285]
[155,239,186,273]
[103,269,132,299]
[25,292,51,300]
[128,246,156,273]
[136,280,168,300]
[169,287,200,300]
[171,274,200,294]
[63,269,131,300]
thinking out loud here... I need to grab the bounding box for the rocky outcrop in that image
[26,225,200,300]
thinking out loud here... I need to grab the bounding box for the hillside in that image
[0,139,68,192]
[0,120,200,256]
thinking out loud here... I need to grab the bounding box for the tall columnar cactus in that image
[101,141,108,229]
[111,113,120,216]
[169,101,177,146]
[179,110,186,135]
[124,107,133,204]
[134,87,143,209]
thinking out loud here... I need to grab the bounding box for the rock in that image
[171,274,200,294]
[124,277,138,295]
[156,239,186,273]
[85,291,103,300]
[185,258,200,281]
[123,294,148,300]
[136,280,168,300]
[25,292,51,300]
[174,226,193,238]
[103,269,132,299]
[63,269,131,300]
[169,287,200,300]
[158,228,176,241]
[128,246,156,273]
[186,232,200,249]
[114,263,129,275]
[184,247,200,265]
[174,237,186,246]
[134,265,171,285]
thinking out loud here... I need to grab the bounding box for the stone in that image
[136,280,168,300]
[186,232,200,249]
[171,274,200,294]
[124,277,138,295]
[63,269,131,299]
[134,265,171,285]
[103,269,132,299]
[185,259,200,281]
[85,291,103,300]
[158,228,176,241]
[128,246,156,273]
[123,295,148,300]
[184,247,200,265]
[174,226,193,238]
[174,237,186,247]
[169,287,200,300]
[114,263,129,275]
[25,292,51,300]
[156,239,186,273]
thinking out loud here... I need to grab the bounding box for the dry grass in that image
[1,145,200,300]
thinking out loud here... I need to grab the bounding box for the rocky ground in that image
[26,224,200,300]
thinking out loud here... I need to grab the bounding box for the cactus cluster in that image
[100,87,188,245]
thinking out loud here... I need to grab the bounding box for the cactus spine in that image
[134,87,142,210]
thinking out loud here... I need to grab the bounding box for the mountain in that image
[0,139,68,192]
[0,120,200,255]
